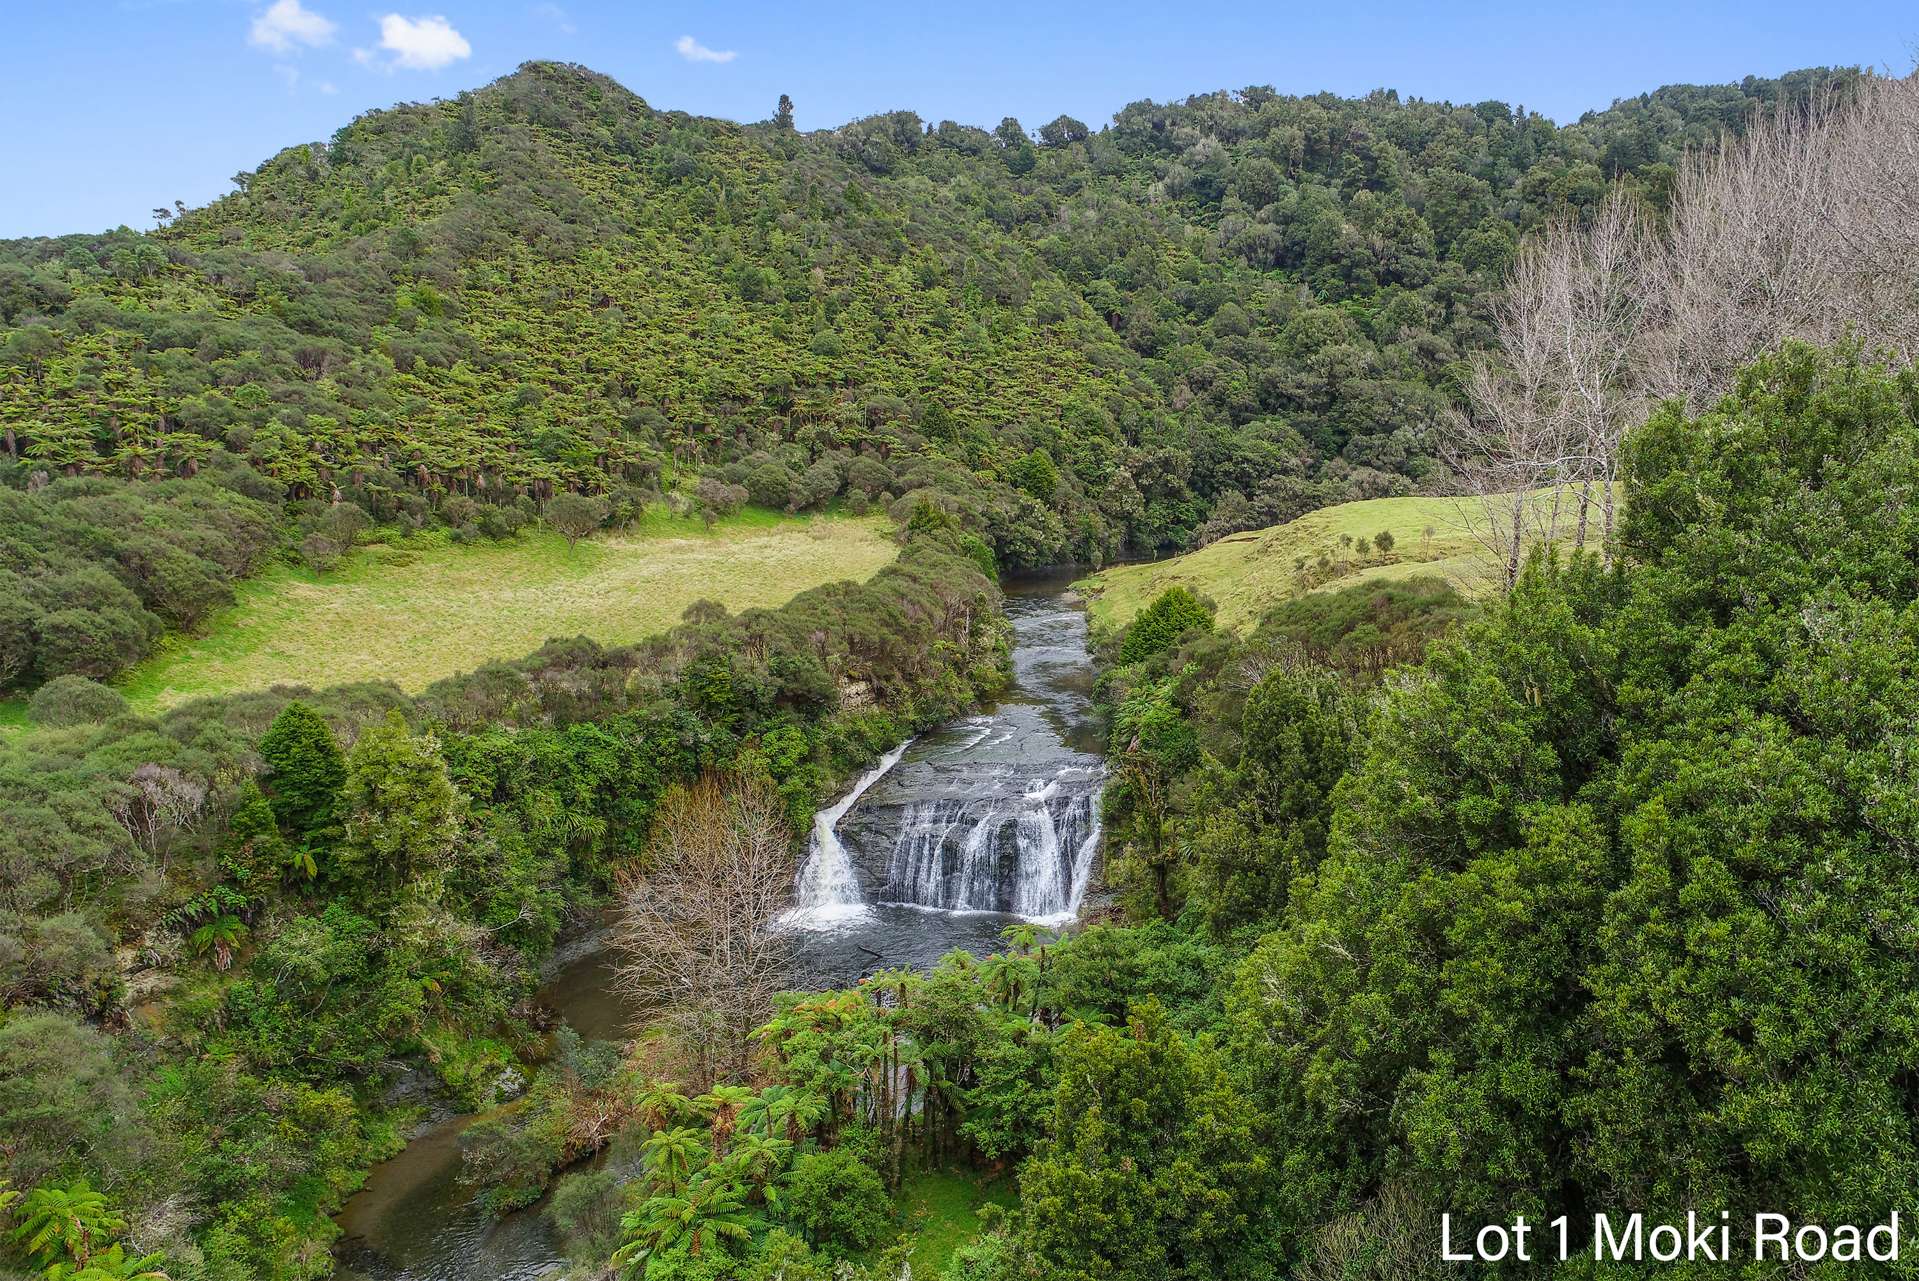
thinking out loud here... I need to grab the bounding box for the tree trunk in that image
[1601,479,1616,568]
[1504,492,1527,591]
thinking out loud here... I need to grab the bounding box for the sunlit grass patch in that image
[1079,489,1607,635]
[885,1168,1018,1276]
[118,508,896,711]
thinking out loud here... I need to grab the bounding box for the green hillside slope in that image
[1081,492,1507,633]
[0,62,1848,696]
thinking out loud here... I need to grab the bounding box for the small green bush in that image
[784,1148,892,1252]
[1117,586,1213,664]
[27,675,129,727]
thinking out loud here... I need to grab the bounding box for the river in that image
[332,573,1102,1280]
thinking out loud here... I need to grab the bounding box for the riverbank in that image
[328,572,1107,1279]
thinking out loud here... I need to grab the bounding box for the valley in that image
[2,27,1916,1281]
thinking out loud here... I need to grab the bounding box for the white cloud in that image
[271,61,337,96]
[249,0,336,53]
[675,35,736,64]
[371,14,472,70]
[532,2,576,35]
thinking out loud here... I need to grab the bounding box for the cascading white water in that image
[781,586,1105,934]
[780,739,912,926]
[875,770,1102,923]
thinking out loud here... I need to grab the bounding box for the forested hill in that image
[1,61,1848,571]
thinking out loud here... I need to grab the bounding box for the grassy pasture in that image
[1079,494,1488,635]
[868,1168,1017,1276]
[114,507,896,711]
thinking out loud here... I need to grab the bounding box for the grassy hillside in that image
[1080,493,1495,634]
[1,64,1835,592]
[117,507,893,710]
[0,62,1841,701]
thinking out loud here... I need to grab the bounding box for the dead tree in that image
[613,772,796,1088]
[1455,70,1919,590]
[1552,189,1655,557]
[1453,231,1577,592]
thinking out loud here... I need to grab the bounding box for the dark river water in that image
[331,574,1101,1280]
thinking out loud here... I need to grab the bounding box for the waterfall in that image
[780,739,912,926]
[781,588,1106,934]
[783,752,1102,929]
[876,767,1102,925]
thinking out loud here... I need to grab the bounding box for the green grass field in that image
[876,1168,1017,1275]
[1078,494,1490,635]
[115,507,896,712]
[1078,489,1612,635]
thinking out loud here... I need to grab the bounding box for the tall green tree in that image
[256,701,346,839]
[1019,1003,1279,1280]
[1191,664,1352,935]
[341,710,463,897]
[1108,681,1201,919]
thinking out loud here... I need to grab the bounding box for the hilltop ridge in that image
[0,59,1854,694]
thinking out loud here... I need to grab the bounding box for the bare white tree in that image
[613,772,796,1088]
[1457,69,1919,591]
[1830,72,1919,360]
[1650,85,1857,408]
[1555,189,1656,554]
[1651,71,1919,407]
[1452,229,1579,592]
[110,764,209,870]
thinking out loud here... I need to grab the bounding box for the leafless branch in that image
[612,772,797,1088]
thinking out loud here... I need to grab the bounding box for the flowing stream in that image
[331,575,1102,1279]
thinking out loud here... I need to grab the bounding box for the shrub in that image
[0,592,38,690]
[27,675,129,727]
[35,607,153,681]
[548,1167,626,1268]
[1254,576,1470,679]
[546,494,610,550]
[747,462,797,510]
[783,1148,891,1252]
[788,460,841,512]
[300,531,346,573]
[0,911,120,1010]
[846,456,894,498]
[694,478,748,530]
[0,1011,148,1190]
[1005,449,1059,502]
[1117,587,1214,665]
[257,701,347,839]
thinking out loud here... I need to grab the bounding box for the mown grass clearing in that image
[117,507,896,711]
[1078,489,1608,635]
[1079,494,1489,635]
[880,1168,1017,1275]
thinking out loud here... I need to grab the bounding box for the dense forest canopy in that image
[3,52,1912,1281]
[0,61,1856,689]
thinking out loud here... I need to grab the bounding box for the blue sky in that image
[3,0,1913,237]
